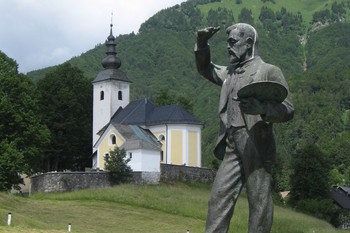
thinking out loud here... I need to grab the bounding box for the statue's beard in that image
[228,50,240,64]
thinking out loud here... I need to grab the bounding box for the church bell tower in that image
[92,23,131,149]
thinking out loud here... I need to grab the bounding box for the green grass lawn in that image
[0,182,341,233]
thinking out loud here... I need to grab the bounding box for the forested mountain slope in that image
[27,0,350,187]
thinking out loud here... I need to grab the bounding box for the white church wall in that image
[127,149,142,172]
[141,149,161,172]
[127,149,160,172]
[92,80,130,150]
[110,81,130,114]
[93,80,112,147]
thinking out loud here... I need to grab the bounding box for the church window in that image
[111,135,116,144]
[158,134,165,141]
[100,91,104,100]
[160,151,164,162]
[118,91,123,100]
[129,152,133,159]
[109,134,117,145]
[104,153,110,160]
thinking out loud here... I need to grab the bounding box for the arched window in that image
[118,91,123,100]
[158,134,165,141]
[109,134,117,145]
[100,91,104,100]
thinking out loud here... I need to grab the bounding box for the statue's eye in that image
[228,39,237,46]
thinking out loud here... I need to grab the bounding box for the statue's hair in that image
[226,23,258,57]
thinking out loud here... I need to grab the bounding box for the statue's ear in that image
[246,37,253,48]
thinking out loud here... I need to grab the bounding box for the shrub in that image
[289,144,331,204]
[104,147,132,184]
[295,198,343,227]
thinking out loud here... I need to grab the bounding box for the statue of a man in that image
[195,23,294,233]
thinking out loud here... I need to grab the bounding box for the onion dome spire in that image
[101,22,121,69]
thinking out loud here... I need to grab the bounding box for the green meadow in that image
[0,183,341,233]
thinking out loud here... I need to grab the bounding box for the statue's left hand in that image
[196,26,220,48]
[239,97,266,115]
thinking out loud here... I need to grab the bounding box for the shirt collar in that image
[233,56,259,74]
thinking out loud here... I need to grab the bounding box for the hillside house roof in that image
[331,186,350,210]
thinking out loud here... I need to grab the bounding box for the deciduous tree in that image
[37,63,92,171]
[0,51,50,191]
[290,144,331,204]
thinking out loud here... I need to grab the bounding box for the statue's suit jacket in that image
[195,44,294,161]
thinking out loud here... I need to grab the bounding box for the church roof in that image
[117,124,162,151]
[92,69,131,84]
[92,23,131,84]
[150,104,200,125]
[94,123,161,151]
[110,99,202,126]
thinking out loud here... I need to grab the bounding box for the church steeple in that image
[92,20,131,154]
[101,23,121,69]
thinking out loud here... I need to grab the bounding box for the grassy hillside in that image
[25,0,350,177]
[0,183,341,233]
[197,0,339,27]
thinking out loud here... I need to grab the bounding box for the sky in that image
[0,0,185,73]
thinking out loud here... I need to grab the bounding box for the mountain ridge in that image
[27,0,350,175]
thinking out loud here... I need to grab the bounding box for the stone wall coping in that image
[160,164,217,172]
[31,171,110,178]
[160,163,215,171]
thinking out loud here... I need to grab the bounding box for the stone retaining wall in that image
[30,165,216,194]
[160,164,216,184]
[30,171,112,194]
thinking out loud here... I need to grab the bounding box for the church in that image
[92,24,202,172]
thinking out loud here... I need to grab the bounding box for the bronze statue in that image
[195,23,294,233]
